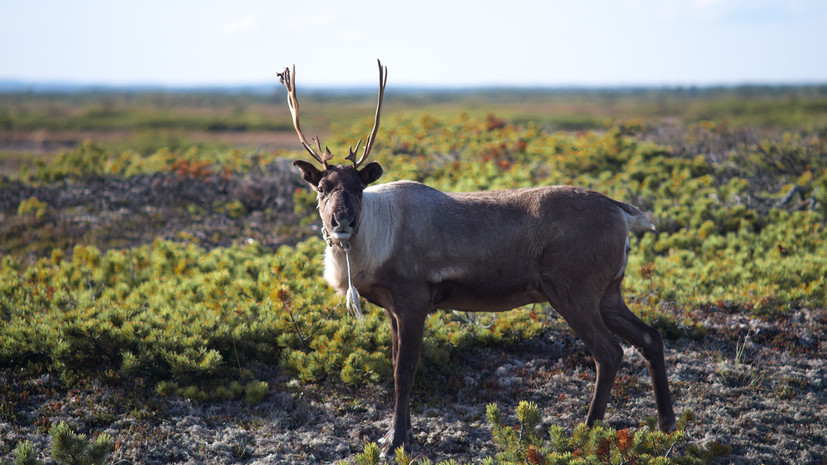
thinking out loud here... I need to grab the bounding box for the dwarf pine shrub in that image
[10,440,38,465]
[16,196,49,220]
[484,402,729,465]
[1,423,117,465]
[49,422,114,465]
[0,235,544,399]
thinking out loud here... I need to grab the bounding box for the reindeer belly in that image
[429,270,546,312]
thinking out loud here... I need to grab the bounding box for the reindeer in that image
[277,61,676,455]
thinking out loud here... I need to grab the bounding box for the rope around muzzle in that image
[323,228,363,319]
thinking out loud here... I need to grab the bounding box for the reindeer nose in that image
[331,211,354,238]
[332,212,352,229]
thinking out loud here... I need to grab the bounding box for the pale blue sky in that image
[1,0,826,88]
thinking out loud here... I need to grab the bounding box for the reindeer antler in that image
[278,65,333,168]
[346,59,388,168]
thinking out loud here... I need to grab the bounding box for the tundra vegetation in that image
[1,86,826,464]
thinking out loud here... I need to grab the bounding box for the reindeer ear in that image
[292,160,324,187]
[358,162,383,186]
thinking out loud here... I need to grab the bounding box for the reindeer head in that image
[279,60,388,244]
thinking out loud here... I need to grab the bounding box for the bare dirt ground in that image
[1,162,825,464]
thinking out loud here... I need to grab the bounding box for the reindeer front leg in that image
[384,308,400,373]
[379,307,426,456]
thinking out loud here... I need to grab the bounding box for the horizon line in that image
[2,78,827,95]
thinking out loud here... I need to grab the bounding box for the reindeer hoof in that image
[377,428,414,457]
[658,412,678,433]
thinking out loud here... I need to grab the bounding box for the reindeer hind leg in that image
[599,280,677,432]
[542,281,624,427]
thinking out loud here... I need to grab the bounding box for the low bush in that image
[0,237,543,400]
[349,402,730,464]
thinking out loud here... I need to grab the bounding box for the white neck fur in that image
[323,183,400,293]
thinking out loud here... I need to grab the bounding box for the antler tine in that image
[278,65,332,168]
[350,59,388,168]
[344,138,363,166]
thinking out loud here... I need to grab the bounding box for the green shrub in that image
[0,237,543,398]
[49,422,114,465]
[16,197,49,220]
[10,440,38,465]
[484,402,729,465]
